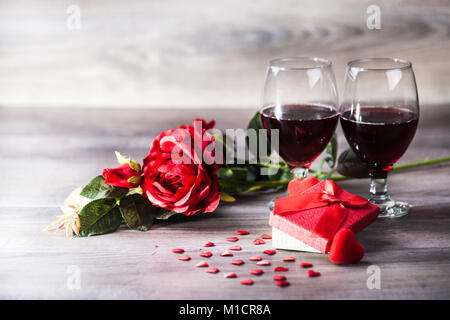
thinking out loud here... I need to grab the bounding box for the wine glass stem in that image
[368,171,393,207]
[291,166,309,179]
[370,177,388,201]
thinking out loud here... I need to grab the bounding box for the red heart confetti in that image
[240,279,254,285]
[199,251,213,258]
[276,281,290,287]
[249,255,262,261]
[253,239,266,245]
[231,260,245,265]
[237,230,250,235]
[220,251,234,257]
[226,237,239,242]
[229,245,242,251]
[300,262,313,268]
[203,242,215,247]
[274,266,289,272]
[178,255,191,261]
[196,261,209,268]
[282,256,295,262]
[172,248,184,253]
[257,260,271,266]
[263,249,276,255]
[250,269,264,275]
[224,272,237,278]
[206,268,219,274]
[307,270,321,277]
[261,234,272,239]
[272,275,286,281]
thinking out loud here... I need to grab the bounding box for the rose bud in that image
[102,163,142,188]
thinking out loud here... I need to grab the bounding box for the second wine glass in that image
[340,58,419,218]
[260,57,339,178]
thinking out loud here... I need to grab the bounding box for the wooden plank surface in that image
[0,106,449,299]
[0,0,449,108]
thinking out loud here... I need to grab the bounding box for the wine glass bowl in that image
[340,58,419,218]
[260,57,339,177]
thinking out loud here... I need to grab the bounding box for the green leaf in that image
[119,194,157,231]
[155,210,178,220]
[78,198,123,237]
[247,111,271,159]
[324,133,338,169]
[80,175,129,200]
[265,167,292,191]
[218,162,291,195]
[220,192,236,202]
[337,148,370,178]
[217,166,256,182]
[315,133,338,178]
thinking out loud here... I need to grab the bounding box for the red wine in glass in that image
[340,57,419,218]
[340,106,418,171]
[260,104,339,167]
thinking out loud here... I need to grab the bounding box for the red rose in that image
[141,119,220,215]
[102,163,142,188]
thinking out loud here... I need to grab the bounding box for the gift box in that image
[269,178,379,254]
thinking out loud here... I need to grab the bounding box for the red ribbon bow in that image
[274,180,369,240]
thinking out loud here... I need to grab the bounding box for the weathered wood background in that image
[0,0,449,108]
[0,106,449,299]
[0,0,449,300]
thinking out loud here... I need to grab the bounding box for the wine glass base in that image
[267,199,275,212]
[373,200,411,218]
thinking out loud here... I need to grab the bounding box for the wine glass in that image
[340,58,419,218]
[260,57,339,178]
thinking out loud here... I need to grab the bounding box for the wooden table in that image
[0,106,449,299]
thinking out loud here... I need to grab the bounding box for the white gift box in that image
[271,227,321,253]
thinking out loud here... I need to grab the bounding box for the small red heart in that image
[240,279,254,285]
[272,275,286,281]
[253,239,266,245]
[250,269,264,275]
[177,255,191,261]
[274,266,288,272]
[237,230,250,235]
[203,242,215,247]
[261,234,272,239]
[172,248,184,253]
[307,270,321,277]
[257,260,271,266]
[329,228,365,264]
[249,255,262,261]
[199,251,213,258]
[196,261,209,268]
[300,262,313,268]
[224,272,237,278]
[229,245,242,251]
[231,260,245,265]
[276,280,290,287]
[263,249,276,255]
[282,256,295,262]
[220,251,233,257]
[226,237,239,242]
[206,268,219,273]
